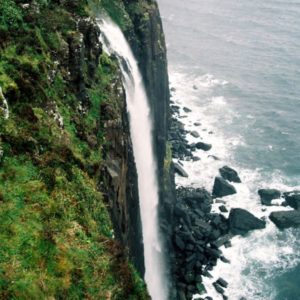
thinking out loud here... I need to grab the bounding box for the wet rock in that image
[217,278,228,288]
[192,156,201,162]
[183,107,192,113]
[213,282,225,294]
[174,162,189,178]
[208,155,220,161]
[269,210,300,229]
[194,122,201,126]
[215,234,232,248]
[196,142,212,151]
[283,191,300,210]
[219,166,241,183]
[174,235,185,251]
[229,208,266,235]
[258,189,281,206]
[191,131,200,138]
[212,177,237,198]
[220,256,230,264]
[219,205,228,213]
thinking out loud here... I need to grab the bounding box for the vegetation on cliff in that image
[0,0,150,298]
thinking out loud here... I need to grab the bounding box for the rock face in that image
[219,166,241,183]
[269,210,300,229]
[283,191,300,210]
[258,189,281,206]
[229,208,266,235]
[213,177,237,198]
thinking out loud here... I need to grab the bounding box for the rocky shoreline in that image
[167,92,300,300]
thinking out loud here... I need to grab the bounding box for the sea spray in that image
[98,17,168,300]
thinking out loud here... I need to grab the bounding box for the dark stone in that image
[229,208,266,235]
[217,278,228,288]
[183,107,192,113]
[213,177,237,198]
[193,156,201,161]
[191,131,200,138]
[175,235,185,251]
[219,166,241,183]
[213,282,225,294]
[220,256,230,264]
[215,234,232,248]
[174,162,189,178]
[219,205,228,213]
[283,191,300,210]
[196,142,212,151]
[258,189,281,206]
[194,122,201,126]
[269,210,300,229]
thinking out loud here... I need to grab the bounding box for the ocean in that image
[157,0,300,299]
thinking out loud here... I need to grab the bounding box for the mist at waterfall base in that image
[98,18,168,300]
[158,0,300,299]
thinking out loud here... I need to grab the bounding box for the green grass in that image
[0,0,150,299]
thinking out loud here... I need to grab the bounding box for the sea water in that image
[157,0,300,299]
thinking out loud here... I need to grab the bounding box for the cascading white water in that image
[0,86,9,119]
[98,17,168,300]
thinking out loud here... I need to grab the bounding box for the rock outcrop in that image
[258,189,281,206]
[229,208,266,235]
[269,210,300,229]
[213,177,237,198]
[219,166,241,183]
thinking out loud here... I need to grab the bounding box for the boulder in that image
[183,107,192,113]
[191,131,200,138]
[258,189,281,206]
[212,177,237,198]
[174,162,189,178]
[229,208,266,235]
[217,278,228,288]
[219,205,228,213]
[283,191,300,210]
[196,142,212,151]
[269,210,300,229]
[219,166,241,183]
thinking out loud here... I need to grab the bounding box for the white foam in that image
[170,68,300,300]
[0,86,9,119]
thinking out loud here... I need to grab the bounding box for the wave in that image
[169,68,300,300]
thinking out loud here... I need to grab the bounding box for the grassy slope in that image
[0,0,148,299]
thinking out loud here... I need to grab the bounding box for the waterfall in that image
[0,86,9,119]
[98,17,168,300]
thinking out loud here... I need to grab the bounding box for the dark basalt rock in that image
[283,191,300,210]
[191,131,200,138]
[213,282,225,294]
[229,208,266,235]
[183,107,192,113]
[217,278,228,288]
[174,162,189,178]
[269,210,300,229]
[212,177,237,198]
[258,189,281,206]
[219,166,241,183]
[196,142,212,151]
[219,205,228,213]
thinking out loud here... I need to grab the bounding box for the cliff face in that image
[95,0,176,296]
